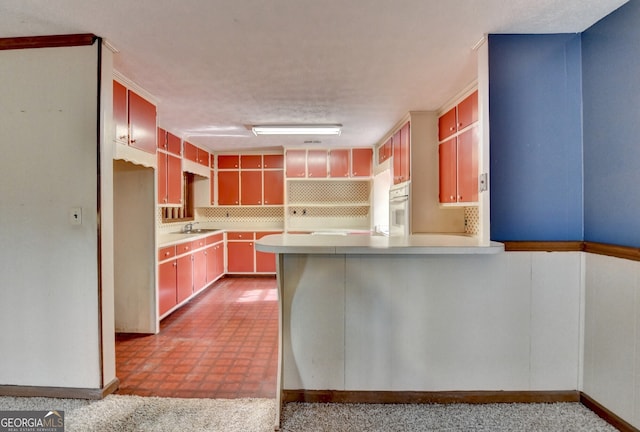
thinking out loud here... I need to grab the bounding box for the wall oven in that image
[389,183,410,236]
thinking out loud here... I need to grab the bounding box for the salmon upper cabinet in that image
[352,148,373,177]
[214,154,283,206]
[263,170,284,205]
[438,90,478,141]
[392,122,410,185]
[184,141,209,166]
[285,150,306,178]
[157,128,182,205]
[438,90,479,204]
[307,150,328,178]
[113,80,157,154]
[329,149,350,178]
[218,170,240,205]
[439,127,479,204]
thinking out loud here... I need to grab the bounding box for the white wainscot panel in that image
[282,254,345,390]
[529,252,582,390]
[584,253,639,427]
[345,253,533,391]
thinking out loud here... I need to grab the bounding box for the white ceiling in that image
[0,0,628,151]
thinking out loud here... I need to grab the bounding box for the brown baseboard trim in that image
[282,390,579,405]
[580,392,639,432]
[502,241,584,252]
[501,240,640,263]
[583,242,640,262]
[0,378,119,400]
[0,34,97,51]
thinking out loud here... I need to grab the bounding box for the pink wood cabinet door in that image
[456,127,479,203]
[157,151,168,204]
[439,138,458,204]
[438,107,457,141]
[167,153,182,204]
[158,260,177,316]
[307,150,328,178]
[227,241,255,273]
[263,170,284,205]
[285,150,306,177]
[128,90,157,154]
[351,148,373,177]
[113,81,128,144]
[329,149,350,178]
[457,90,478,131]
[192,249,207,293]
[400,122,410,183]
[241,170,263,205]
[176,254,193,303]
[218,171,240,205]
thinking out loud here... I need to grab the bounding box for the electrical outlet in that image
[70,207,82,225]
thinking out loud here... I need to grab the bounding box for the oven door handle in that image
[389,195,409,203]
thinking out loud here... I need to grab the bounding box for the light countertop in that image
[157,229,225,247]
[255,233,504,255]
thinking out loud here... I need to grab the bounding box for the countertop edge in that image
[255,235,504,255]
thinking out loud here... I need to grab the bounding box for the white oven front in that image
[389,183,410,237]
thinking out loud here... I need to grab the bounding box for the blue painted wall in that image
[489,34,584,241]
[582,1,640,247]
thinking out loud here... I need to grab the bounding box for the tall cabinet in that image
[438,90,479,205]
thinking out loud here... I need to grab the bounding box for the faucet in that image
[183,222,199,233]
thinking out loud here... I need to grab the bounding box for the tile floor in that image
[115,277,278,399]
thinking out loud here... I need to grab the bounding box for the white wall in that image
[113,160,157,334]
[281,251,582,391]
[583,253,640,429]
[0,44,106,388]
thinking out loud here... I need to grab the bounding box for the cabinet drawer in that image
[176,241,193,255]
[227,231,254,240]
[158,245,176,261]
[206,233,224,245]
[193,238,207,249]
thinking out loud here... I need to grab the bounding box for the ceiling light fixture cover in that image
[251,124,342,136]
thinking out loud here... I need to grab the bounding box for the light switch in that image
[479,173,488,192]
[70,207,82,225]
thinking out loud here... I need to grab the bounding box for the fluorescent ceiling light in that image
[252,124,342,136]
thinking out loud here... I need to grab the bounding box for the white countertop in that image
[157,229,225,247]
[255,233,504,255]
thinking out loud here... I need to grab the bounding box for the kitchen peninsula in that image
[257,233,589,427]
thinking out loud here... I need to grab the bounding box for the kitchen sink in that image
[171,228,222,234]
[190,228,221,233]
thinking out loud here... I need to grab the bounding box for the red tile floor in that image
[115,277,279,399]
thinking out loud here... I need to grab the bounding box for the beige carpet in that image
[0,395,619,431]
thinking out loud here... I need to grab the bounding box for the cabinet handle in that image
[119,135,128,140]
[130,139,137,143]
[173,262,177,267]
[165,252,170,256]
[449,127,455,131]
[450,196,455,200]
